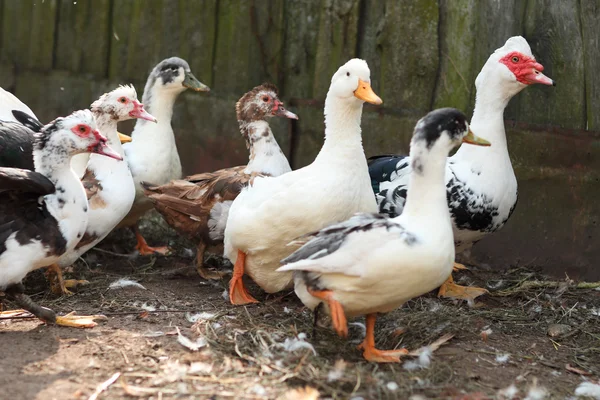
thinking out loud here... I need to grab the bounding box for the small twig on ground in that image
[494,280,600,297]
[88,372,121,400]
[91,247,135,258]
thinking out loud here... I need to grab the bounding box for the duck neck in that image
[33,144,85,210]
[453,76,521,161]
[143,86,179,127]
[94,112,124,156]
[316,97,365,164]
[402,145,450,224]
[241,120,291,176]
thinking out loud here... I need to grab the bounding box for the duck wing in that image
[0,167,59,255]
[143,166,254,240]
[367,155,411,218]
[278,213,415,277]
[0,167,54,194]
[0,121,37,170]
[11,110,43,132]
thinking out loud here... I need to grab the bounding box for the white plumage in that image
[224,59,382,300]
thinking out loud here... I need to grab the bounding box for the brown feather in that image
[144,166,264,244]
[81,168,106,209]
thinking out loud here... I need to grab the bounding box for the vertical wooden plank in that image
[1,0,28,66]
[580,0,600,130]
[108,0,136,80]
[27,0,58,70]
[520,0,585,129]
[375,0,439,112]
[471,0,526,120]
[56,0,111,78]
[212,0,285,97]
[109,0,164,82]
[312,0,361,99]
[252,0,286,87]
[172,0,217,87]
[281,0,321,99]
[1,0,57,71]
[433,0,478,113]
[357,0,386,97]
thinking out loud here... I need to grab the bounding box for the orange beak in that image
[354,79,383,105]
[118,132,132,143]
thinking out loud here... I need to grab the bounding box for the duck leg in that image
[437,265,488,302]
[2,283,105,328]
[195,242,227,280]
[306,287,348,338]
[45,263,89,296]
[229,250,258,305]
[132,225,171,256]
[357,314,408,363]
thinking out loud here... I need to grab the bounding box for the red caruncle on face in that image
[499,51,554,86]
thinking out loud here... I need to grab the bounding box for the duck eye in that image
[346,72,350,77]
[511,56,519,63]
[262,96,269,103]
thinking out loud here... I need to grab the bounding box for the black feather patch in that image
[0,167,65,257]
[0,121,36,170]
[413,108,468,149]
[282,213,418,265]
[12,110,43,132]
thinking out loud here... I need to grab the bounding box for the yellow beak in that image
[462,128,491,146]
[118,132,132,143]
[354,79,383,105]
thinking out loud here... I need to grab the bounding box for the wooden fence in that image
[1,0,599,279]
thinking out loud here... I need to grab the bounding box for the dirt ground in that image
[1,220,599,400]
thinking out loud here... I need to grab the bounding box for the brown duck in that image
[143,83,297,279]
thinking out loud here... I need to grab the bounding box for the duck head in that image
[411,108,490,168]
[236,83,298,123]
[91,85,157,126]
[477,36,554,98]
[236,83,297,146]
[146,57,210,96]
[328,59,382,106]
[35,110,123,161]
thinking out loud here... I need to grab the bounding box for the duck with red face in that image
[0,109,120,328]
[368,36,554,303]
[499,51,555,86]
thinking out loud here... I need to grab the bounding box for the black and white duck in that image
[0,110,121,327]
[368,36,554,302]
[278,108,490,362]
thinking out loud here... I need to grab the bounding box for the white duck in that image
[120,57,210,255]
[45,85,157,294]
[278,108,491,362]
[0,109,121,327]
[223,59,382,305]
[368,36,554,302]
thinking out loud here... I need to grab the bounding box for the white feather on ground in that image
[575,382,600,399]
[108,278,147,290]
[274,333,316,355]
[176,327,207,351]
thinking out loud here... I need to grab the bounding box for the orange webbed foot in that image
[229,250,258,305]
